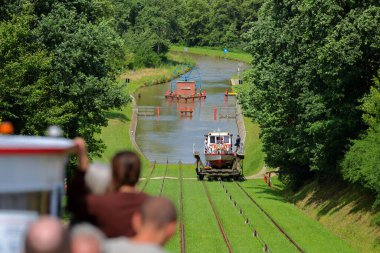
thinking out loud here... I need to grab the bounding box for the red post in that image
[157,107,160,118]
[214,106,217,121]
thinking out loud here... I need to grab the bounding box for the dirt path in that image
[245,165,267,179]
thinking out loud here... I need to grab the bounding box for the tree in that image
[136,0,181,54]
[179,0,211,46]
[0,1,128,158]
[342,70,380,206]
[241,0,380,186]
[0,4,52,134]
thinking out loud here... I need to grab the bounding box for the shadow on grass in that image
[287,179,380,220]
[242,178,380,223]
[106,111,130,122]
[244,183,289,204]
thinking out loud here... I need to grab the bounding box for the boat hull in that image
[205,153,235,169]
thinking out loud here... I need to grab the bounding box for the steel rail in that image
[220,181,270,251]
[202,181,234,253]
[159,159,169,196]
[178,161,186,253]
[236,182,305,253]
[141,161,156,192]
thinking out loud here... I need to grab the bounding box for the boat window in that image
[224,136,230,143]
[209,136,215,143]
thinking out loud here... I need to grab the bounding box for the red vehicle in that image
[204,131,234,169]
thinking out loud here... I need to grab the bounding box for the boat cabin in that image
[205,132,233,154]
[176,81,196,96]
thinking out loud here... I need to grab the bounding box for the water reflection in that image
[135,54,248,163]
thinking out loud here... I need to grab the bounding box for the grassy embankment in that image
[96,53,194,169]
[170,45,252,63]
[141,164,356,253]
[288,180,380,253]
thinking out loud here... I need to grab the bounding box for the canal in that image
[135,54,248,163]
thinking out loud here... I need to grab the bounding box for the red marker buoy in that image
[214,106,217,121]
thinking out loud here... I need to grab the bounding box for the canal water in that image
[135,54,249,163]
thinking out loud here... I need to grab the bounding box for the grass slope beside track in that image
[170,45,252,64]
[241,117,264,176]
[238,179,357,253]
[290,180,380,253]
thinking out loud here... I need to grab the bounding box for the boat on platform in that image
[204,131,235,169]
[165,65,206,100]
[194,131,244,180]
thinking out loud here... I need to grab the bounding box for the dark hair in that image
[111,151,141,189]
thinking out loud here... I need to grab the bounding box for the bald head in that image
[25,216,67,253]
[70,224,104,253]
[140,197,177,229]
[132,197,177,246]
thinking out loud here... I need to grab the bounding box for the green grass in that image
[207,182,264,252]
[224,183,297,253]
[140,166,357,253]
[289,180,380,253]
[97,105,133,163]
[181,180,228,253]
[239,179,357,253]
[242,117,265,176]
[170,45,252,63]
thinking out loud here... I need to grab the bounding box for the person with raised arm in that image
[67,138,150,238]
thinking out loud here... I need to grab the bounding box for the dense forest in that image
[238,0,380,204]
[1,0,380,203]
[0,0,260,156]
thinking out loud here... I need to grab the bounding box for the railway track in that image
[159,159,169,196]
[235,182,305,253]
[202,181,234,253]
[219,181,270,252]
[178,161,186,253]
[141,161,156,191]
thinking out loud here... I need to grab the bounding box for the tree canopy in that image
[0,0,128,158]
[239,0,380,187]
[342,71,380,205]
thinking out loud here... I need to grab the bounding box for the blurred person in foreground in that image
[106,197,177,253]
[25,216,67,253]
[67,138,150,238]
[70,224,104,253]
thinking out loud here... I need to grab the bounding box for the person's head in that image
[25,216,67,253]
[132,197,177,246]
[111,151,141,190]
[70,224,104,253]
